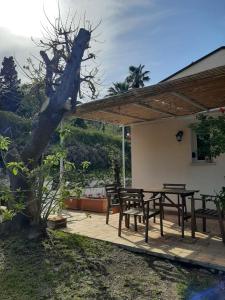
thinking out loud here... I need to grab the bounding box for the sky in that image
[0,0,225,97]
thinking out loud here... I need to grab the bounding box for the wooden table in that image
[144,188,199,238]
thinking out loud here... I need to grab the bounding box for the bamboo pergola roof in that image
[74,65,225,125]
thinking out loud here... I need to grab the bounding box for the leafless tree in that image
[3,10,100,234]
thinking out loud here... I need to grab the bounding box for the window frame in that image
[191,130,214,163]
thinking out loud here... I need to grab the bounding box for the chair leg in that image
[217,211,225,244]
[153,199,156,223]
[202,217,206,232]
[178,197,181,226]
[220,221,225,244]
[138,216,142,223]
[145,218,149,242]
[118,213,122,237]
[106,205,110,224]
[194,215,197,231]
[159,202,164,237]
[127,215,130,228]
[134,215,138,231]
[184,199,188,222]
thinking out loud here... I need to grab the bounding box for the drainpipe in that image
[122,125,126,187]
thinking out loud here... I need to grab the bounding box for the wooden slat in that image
[75,64,225,125]
[101,109,152,122]
[171,92,208,110]
[132,103,176,116]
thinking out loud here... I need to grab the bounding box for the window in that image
[191,132,212,162]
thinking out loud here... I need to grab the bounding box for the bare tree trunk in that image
[22,28,91,166]
[4,28,91,235]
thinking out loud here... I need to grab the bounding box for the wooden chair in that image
[153,183,187,226]
[105,184,120,224]
[193,194,225,243]
[118,188,163,242]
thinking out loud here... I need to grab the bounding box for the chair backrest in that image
[199,194,225,218]
[118,188,144,213]
[200,194,218,209]
[105,184,118,196]
[105,184,120,204]
[163,183,186,190]
[200,194,216,201]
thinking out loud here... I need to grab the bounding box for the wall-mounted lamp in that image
[176,130,184,142]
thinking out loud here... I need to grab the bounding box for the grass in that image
[0,231,223,300]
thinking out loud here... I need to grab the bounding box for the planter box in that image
[47,215,67,230]
[64,198,81,210]
[80,197,107,213]
[112,206,120,214]
[64,197,107,213]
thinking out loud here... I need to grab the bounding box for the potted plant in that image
[47,215,67,230]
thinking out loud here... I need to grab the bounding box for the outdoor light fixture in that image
[176,130,184,142]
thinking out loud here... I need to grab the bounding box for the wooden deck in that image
[63,210,225,272]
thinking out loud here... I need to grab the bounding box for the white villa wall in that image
[131,116,225,208]
[167,48,225,81]
[131,47,225,209]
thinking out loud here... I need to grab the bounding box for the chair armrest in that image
[145,197,161,202]
[188,197,203,201]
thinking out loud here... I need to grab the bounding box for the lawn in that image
[0,231,224,300]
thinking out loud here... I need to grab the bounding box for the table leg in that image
[202,198,206,232]
[152,192,158,223]
[159,194,164,236]
[181,195,185,238]
[191,194,195,238]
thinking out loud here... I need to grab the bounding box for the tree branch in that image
[21,28,91,166]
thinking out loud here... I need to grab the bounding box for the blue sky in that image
[0,0,225,96]
[105,0,225,85]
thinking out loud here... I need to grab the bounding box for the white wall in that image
[167,48,225,81]
[131,116,225,208]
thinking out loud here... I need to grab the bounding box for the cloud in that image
[0,0,173,92]
[0,27,38,81]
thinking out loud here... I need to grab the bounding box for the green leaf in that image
[0,135,11,151]
[12,168,18,176]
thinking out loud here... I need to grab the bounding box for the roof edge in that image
[75,64,225,116]
[160,46,225,82]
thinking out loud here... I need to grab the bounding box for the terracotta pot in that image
[80,197,107,213]
[112,206,120,214]
[47,215,67,230]
[64,198,81,210]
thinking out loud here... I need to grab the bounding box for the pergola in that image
[74,65,225,125]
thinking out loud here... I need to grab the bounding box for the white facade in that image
[131,116,225,207]
[131,47,225,205]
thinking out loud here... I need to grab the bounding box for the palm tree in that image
[107,81,130,96]
[126,64,150,88]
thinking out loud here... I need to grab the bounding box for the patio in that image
[67,62,225,273]
[63,210,225,272]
